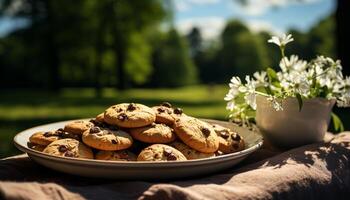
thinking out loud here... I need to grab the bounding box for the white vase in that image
[255,95,335,148]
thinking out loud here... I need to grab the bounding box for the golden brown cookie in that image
[95,150,137,161]
[104,103,156,128]
[64,120,94,135]
[173,116,219,153]
[29,131,61,146]
[43,138,93,159]
[212,124,245,154]
[27,142,46,152]
[137,144,187,161]
[95,113,105,123]
[152,102,186,125]
[170,141,215,160]
[128,123,176,144]
[82,126,133,151]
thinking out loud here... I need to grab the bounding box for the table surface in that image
[1,132,350,200]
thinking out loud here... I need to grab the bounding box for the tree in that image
[150,29,198,87]
[217,20,269,82]
[187,27,203,57]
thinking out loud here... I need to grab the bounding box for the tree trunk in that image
[336,0,350,75]
[111,0,128,90]
[46,1,61,91]
[94,18,105,97]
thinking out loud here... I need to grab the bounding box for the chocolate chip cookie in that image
[64,120,94,135]
[137,144,187,161]
[170,141,215,160]
[128,123,176,144]
[27,142,46,152]
[212,124,245,154]
[152,102,185,125]
[82,126,133,151]
[95,150,137,161]
[43,138,93,159]
[173,116,219,153]
[104,103,156,128]
[29,131,61,146]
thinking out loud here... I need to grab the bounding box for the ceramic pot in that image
[256,95,335,148]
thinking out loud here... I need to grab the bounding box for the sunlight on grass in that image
[0,85,229,157]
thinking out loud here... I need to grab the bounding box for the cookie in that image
[82,126,133,151]
[152,102,186,125]
[173,116,219,153]
[170,141,215,160]
[95,150,137,161]
[27,142,46,152]
[43,138,93,159]
[137,144,187,161]
[128,123,176,144]
[29,131,61,146]
[95,113,105,123]
[104,103,156,128]
[64,120,94,135]
[212,124,245,154]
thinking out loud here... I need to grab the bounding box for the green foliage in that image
[331,112,344,132]
[217,20,269,82]
[150,29,198,87]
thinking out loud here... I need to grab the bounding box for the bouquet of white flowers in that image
[225,34,350,131]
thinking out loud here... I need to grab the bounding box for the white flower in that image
[243,76,257,109]
[267,96,283,111]
[337,95,350,107]
[268,33,294,47]
[226,101,236,111]
[253,71,267,86]
[279,55,307,72]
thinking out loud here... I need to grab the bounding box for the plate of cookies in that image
[14,102,263,180]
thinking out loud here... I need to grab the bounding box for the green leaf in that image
[296,93,303,112]
[266,67,278,81]
[264,86,273,95]
[331,112,344,132]
[266,68,281,88]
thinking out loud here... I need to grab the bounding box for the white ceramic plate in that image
[14,119,263,180]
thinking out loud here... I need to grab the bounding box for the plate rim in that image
[13,118,263,166]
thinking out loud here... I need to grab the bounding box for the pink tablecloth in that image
[1,132,349,200]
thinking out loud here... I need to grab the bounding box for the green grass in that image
[0,85,229,158]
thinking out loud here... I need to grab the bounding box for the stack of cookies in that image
[27,102,245,162]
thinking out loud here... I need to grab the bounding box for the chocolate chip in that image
[167,153,177,161]
[231,133,241,141]
[117,108,123,112]
[89,126,101,134]
[118,113,128,121]
[219,130,230,139]
[58,145,68,152]
[43,132,52,137]
[157,107,165,113]
[164,148,173,156]
[232,143,239,149]
[119,152,129,159]
[201,127,211,137]
[111,139,118,144]
[112,106,116,109]
[64,151,75,157]
[57,128,64,132]
[173,108,183,115]
[127,103,136,111]
[161,102,172,108]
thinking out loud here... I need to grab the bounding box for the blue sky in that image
[174,0,335,39]
[0,0,335,39]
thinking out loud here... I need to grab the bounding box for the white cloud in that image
[232,0,322,16]
[174,0,221,12]
[244,20,282,34]
[175,16,225,40]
